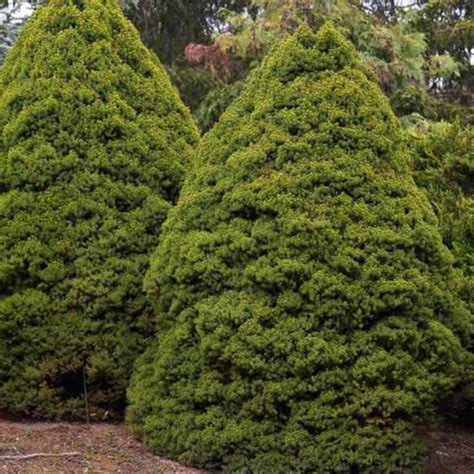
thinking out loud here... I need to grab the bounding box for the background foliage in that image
[1,0,472,127]
[182,0,473,129]
[409,120,474,308]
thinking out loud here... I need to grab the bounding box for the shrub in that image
[410,121,474,416]
[0,0,198,418]
[411,122,474,288]
[127,24,472,472]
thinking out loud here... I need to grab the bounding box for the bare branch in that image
[0,452,81,461]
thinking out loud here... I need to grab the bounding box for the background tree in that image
[0,0,198,419]
[121,0,252,109]
[408,119,474,306]
[122,0,250,65]
[413,0,473,107]
[128,24,472,472]
[185,0,473,129]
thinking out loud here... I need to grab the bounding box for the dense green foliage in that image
[410,121,474,304]
[0,0,198,419]
[128,24,472,472]
[409,120,474,415]
[194,80,244,132]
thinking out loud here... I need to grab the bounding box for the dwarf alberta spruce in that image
[127,24,473,472]
[0,0,198,418]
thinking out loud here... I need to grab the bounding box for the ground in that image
[1,418,474,473]
[427,423,474,474]
[0,419,202,473]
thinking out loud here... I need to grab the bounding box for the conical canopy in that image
[127,24,471,471]
[0,0,199,418]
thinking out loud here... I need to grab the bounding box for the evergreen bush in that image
[411,122,474,291]
[0,0,198,418]
[127,24,472,472]
[410,122,474,415]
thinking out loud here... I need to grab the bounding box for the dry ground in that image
[1,418,474,473]
[0,420,202,473]
[426,423,474,474]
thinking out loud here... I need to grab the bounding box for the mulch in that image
[426,422,474,474]
[0,420,201,473]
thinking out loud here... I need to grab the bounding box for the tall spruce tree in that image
[0,0,198,418]
[127,24,472,472]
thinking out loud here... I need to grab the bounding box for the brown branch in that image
[0,452,80,461]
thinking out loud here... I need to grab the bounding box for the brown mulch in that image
[2,418,474,473]
[0,420,202,473]
[426,422,474,474]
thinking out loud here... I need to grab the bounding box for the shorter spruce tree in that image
[127,24,473,472]
[0,0,198,418]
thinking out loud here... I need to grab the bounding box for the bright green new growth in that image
[0,0,198,418]
[128,24,472,472]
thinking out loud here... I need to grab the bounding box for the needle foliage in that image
[127,24,472,472]
[0,0,198,418]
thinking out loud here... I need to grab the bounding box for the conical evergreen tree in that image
[127,24,472,472]
[0,0,198,418]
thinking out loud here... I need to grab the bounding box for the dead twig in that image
[460,442,474,452]
[0,452,80,461]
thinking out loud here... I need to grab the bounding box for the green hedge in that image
[0,0,198,419]
[127,24,472,472]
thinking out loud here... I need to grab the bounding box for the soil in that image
[426,422,474,474]
[0,419,202,473]
[1,418,474,473]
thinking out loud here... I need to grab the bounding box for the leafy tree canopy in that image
[123,0,251,65]
[186,0,473,129]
